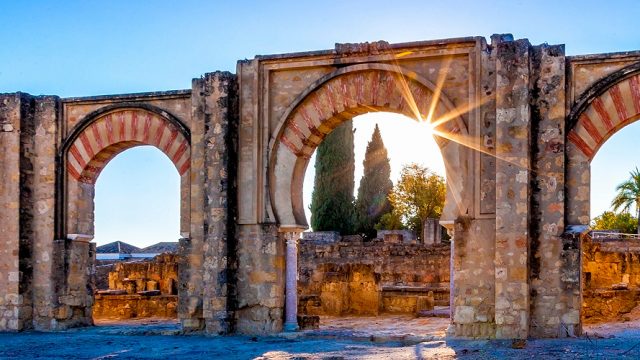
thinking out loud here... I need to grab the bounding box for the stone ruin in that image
[93,253,179,320]
[298,231,450,320]
[4,33,640,339]
[582,234,640,323]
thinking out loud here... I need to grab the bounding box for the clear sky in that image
[3,1,640,245]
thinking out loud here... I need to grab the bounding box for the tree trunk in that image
[637,207,640,235]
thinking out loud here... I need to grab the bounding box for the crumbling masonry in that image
[2,34,640,338]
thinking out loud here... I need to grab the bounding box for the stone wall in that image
[102,254,178,295]
[93,295,177,319]
[298,235,450,316]
[582,237,640,323]
[92,254,180,320]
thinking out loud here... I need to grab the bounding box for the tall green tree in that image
[378,163,446,236]
[355,124,393,238]
[310,120,355,234]
[611,167,640,234]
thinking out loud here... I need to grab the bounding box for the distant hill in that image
[96,241,140,254]
[140,242,179,254]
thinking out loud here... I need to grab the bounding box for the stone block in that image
[454,306,475,324]
[302,231,340,244]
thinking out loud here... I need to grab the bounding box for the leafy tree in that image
[376,211,405,231]
[310,120,355,234]
[591,211,638,234]
[380,163,446,236]
[355,124,394,238]
[611,167,640,234]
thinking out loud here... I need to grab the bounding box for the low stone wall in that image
[298,235,450,317]
[582,237,640,323]
[93,294,178,319]
[105,253,178,295]
[93,253,179,320]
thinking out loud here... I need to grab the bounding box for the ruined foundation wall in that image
[94,254,179,320]
[298,237,450,316]
[582,238,640,323]
[93,295,177,319]
[104,254,179,295]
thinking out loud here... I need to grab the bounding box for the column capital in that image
[283,231,301,246]
[278,225,307,233]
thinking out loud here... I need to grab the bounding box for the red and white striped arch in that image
[67,109,190,183]
[269,67,469,228]
[568,74,640,160]
[277,70,463,160]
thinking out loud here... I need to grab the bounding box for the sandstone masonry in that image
[2,34,640,339]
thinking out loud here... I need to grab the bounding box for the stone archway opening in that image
[268,66,471,335]
[566,71,640,335]
[297,111,453,337]
[581,121,640,333]
[59,108,190,329]
[91,146,181,326]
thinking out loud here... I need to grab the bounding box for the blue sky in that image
[2,1,640,246]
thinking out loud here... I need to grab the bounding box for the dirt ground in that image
[2,315,640,359]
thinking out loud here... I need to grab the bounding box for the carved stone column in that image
[284,230,301,331]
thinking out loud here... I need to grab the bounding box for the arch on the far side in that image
[566,65,640,225]
[267,63,471,229]
[59,105,191,240]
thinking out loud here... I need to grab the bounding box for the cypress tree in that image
[310,120,355,234]
[355,124,393,238]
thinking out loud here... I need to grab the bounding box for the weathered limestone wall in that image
[179,72,238,334]
[452,217,496,338]
[298,237,450,316]
[0,94,93,331]
[234,224,285,334]
[30,97,60,330]
[493,36,532,339]
[0,94,27,331]
[529,44,580,337]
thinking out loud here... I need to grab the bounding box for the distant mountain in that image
[96,241,140,254]
[139,242,179,254]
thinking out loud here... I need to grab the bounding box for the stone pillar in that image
[423,218,441,245]
[528,44,579,337]
[181,71,238,334]
[494,36,532,339]
[284,230,301,331]
[0,93,24,331]
[31,96,60,330]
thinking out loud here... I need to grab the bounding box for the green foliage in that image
[310,120,355,234]
[375,211,405,231]
[355,124,394,238]
[611,167,640,234]
[591,211,638,234]
[381,163,446,235]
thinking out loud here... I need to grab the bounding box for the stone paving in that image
[2,316,640,359]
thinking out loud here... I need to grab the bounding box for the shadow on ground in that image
[2,316,640,359]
